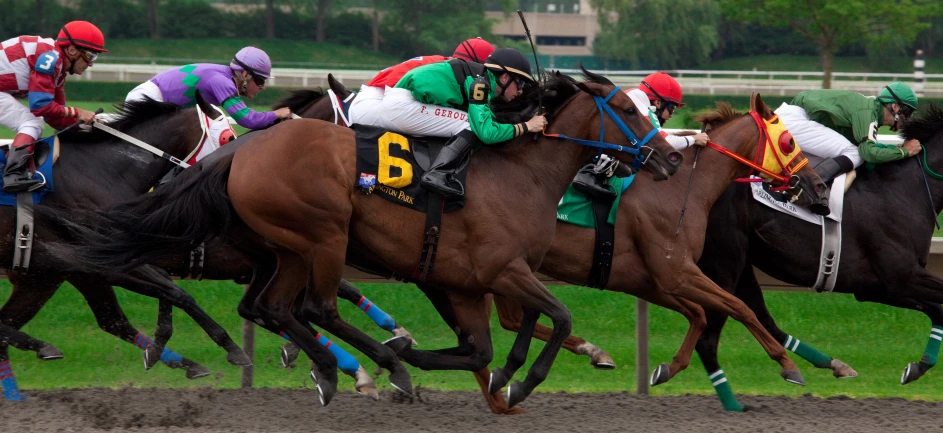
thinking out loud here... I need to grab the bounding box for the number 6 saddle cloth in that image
[354,124,467,213]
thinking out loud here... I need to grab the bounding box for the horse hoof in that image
[388,368,413,396]
[280,343,300,368]
[506,380,529,408]
[354,367,379,401]
[591,351,616,370]
[502,406,529,415]
[227,349,253,367]
[901,362,924,385]
[650,363,672,386]
[392,325,419,347]
[3,390,27,402]
[309,369,337,406]
[382,335,412,355]
[830,358,858,379]
[36,344,63,360]
[489,367,511,395]
[781,369,805,386]
[185,363,211,380]
[144,344,162,370]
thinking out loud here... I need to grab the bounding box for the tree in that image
[315,0,330,42]
[381,0,515,57]
[720,0,941,88]
[147,0,160,39]
[590,0,720,69]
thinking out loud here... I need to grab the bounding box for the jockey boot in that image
[2,134,43,193]
[813,156,854,185]
[420,130,477,198]
[572,157,621,199]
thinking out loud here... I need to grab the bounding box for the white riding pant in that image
[774,103,863,168]
[0,92,44,140]
[372,87,469,137]
[348,85,384,126]
[125,80,164,103]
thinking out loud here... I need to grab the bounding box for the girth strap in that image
[588,196,615,289]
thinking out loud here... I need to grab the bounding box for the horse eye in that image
[626,107,636,115]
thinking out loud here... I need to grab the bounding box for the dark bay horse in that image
[0,95,251,401]
[50,69,683,407]
[272,74,353,122]
[690,104,943,411]
[454,96,829,412]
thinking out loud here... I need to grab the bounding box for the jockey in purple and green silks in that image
[125,46,291,129]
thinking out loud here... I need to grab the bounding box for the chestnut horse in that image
[50,69,682,407]
[480,96,830,412]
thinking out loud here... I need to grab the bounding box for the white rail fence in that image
[71,64,943,97]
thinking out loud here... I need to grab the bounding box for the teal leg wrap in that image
[784,335,832,368]
[709,369,743,412]
[921,326,943,366]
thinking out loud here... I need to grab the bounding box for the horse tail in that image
[46,152,238,275]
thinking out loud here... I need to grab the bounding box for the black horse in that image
[0,94,251,401]
[692,104,943,411]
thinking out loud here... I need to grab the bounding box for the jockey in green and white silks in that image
[775,82,922,184]
[573,72,708,198]
[365,48,547,198]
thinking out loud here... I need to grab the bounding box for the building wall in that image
[487,8,599,56]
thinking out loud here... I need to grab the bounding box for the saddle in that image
[354,124,468,213]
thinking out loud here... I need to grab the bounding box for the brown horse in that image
[50,69,683,407]
[272,74,353,122]
[478,96,829,412]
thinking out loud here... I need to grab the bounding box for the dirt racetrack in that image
[1,388,940,432]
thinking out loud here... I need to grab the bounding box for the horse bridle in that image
[542,86,660,172]
[704,111,809,196]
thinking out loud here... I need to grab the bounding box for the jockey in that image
[348,37,495,126]
[0,21,106,192]
[775,83,921,184]
[573,72,709,198]
[125,46,291,129]
[370,47,547,197]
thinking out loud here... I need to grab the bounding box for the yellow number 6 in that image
[377,132,413,188]
[472,83,486,101]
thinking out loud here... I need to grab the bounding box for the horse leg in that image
[653,262,802,385]
[736,268,855,378]
[253,249,338,406]
[493,295,614,369]
[105,266,251,367]
[337,279,417,346]
[487,262,572,408]
[645,294,707,387]
[298,242,413,396]
[693,310,746,412]
[0,277,65,401]
[69,279,210,379]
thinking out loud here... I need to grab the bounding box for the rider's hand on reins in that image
[274,107,292,120]
[75,108,98,125]
[903,138,922,157]
[525,114,548,133]
[692,132,710,147]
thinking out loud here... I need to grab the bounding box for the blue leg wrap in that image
[159,347,184,365]
[0,361,26,401]
[356,296,397,332]
[315,333,361,375]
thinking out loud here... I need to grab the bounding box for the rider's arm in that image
[666,133,693,150]
[466,76,523,145]
[27,50,76,129]
[851,109,908,163]
[206,75,277,130]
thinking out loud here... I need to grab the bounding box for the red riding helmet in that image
[453,38,495,63]
[639,72,683,107]
[56,21,108,53]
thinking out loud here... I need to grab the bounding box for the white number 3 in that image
[36,53,55,73]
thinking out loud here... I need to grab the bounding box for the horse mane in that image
[694,102,745,130]
[58,97,183,143]
[272,89,327,112]
[901,103,943,143]
[492,70,582,124]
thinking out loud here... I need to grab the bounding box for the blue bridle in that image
[543,86,661,171]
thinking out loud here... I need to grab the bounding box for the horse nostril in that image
[667,151,683,165]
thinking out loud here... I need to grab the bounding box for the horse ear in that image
[753,93,774,119]
[576,80,593,95]
[327,74,351,99]
[194,90,223,119]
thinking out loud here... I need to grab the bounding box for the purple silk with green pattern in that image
[148,63,277,130]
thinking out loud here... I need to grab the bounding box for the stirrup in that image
[26,172,46,192]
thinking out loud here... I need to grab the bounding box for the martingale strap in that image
[542,87,659,171]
